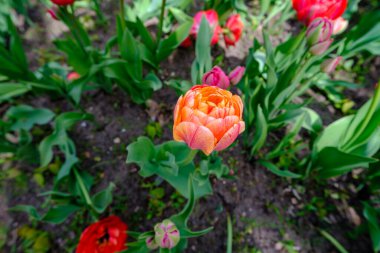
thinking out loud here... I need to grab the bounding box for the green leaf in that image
[0,83,30,101]
[191,16,212,84]
[316,147,378,178]
[41,205,80,224]
[157,20,192,62]
[6,105,55,131]
[363,202,380,252]
[318,229,349,253]
[250,106,268,155]
[259,160,302,178]
[92,183,116,214]
[126,136,157,177]
[9,205,41,220]
[119,23,143,81]
[135,17,156,51]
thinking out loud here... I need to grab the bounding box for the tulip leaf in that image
[363,202,380,252]
[92,183,116,214]
[316,147,378,179]
[250,105,268,155]
[41,205,81,224]
[126,137,212,199]
[259,160,302,178]
[6,105,55,131]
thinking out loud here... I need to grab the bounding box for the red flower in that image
[292,0,348,25]
[223,14,244,46]
[190,10,221,46]
[76,216,128,253]
[50,0,75,6]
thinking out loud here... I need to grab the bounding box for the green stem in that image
[177,149,198,167]
[156,0,167,49]
[92,0,107,24]
[119,0,126,32]
[73,167,94,208]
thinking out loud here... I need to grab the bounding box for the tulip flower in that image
[76,216,128,253]
[67,72,80,81]
[154,220,180,249]
[223,14,244,46]
[173,85,245,155]
[189,10,221,46]
[292,0,348,25]
[202,66,230,89]
[228,66,245,85]
[321,56,342,73]
[306,18,333,55]
[332,17,348,34]
[50,0,75,6]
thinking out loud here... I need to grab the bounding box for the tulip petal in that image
[206,115,239,141]
[214,121,245,151]
[174,122,215,155]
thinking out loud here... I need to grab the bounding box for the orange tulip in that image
[173,85,245,155]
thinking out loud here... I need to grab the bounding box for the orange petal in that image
[205,115,239,141]
[173,96,184,127]
[214,121,245,151]
[173,122,215,155]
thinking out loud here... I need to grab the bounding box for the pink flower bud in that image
[154,220,180,249]
[202,66,230,89]
[228,66,245,85]
[67,72,80,81]
[306,18,333,46]
[146,236,159,250]
[310,39,333,55]
[332,17,348,35]
[321,56,342,73]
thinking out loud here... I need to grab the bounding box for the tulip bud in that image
[154,219,180,249]
[310,39,333,55]
[228,66,245,85]
[202,66,230,89]
[67,72,80,81]
[321,56,342,74]
[306,18,333,45]
[306,18,333,55]
[332,17,348,35]
[146,236,159,250]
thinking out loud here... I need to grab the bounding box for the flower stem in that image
[119,0,126,32]
[156,0,167,49]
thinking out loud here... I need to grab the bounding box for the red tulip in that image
[292,0,348,25]
[223,14,244,46]
[50,0,75,6]
[76,216,128,253]
[180,36,193,48]
[190,10,221,46]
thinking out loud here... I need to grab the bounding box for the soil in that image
[1,1,378,253]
